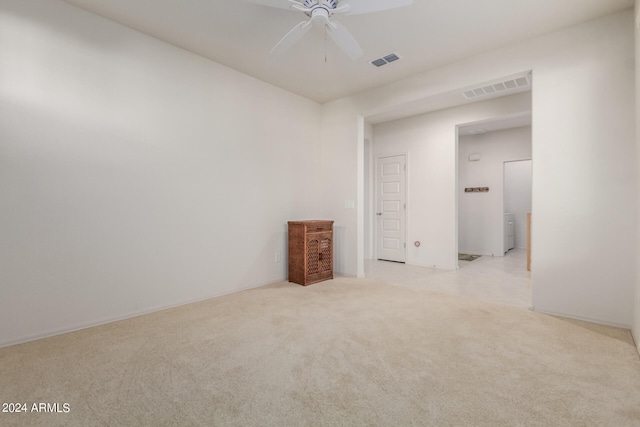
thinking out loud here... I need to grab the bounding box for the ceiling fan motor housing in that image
[302,0,338,7]
[303,0,338,18]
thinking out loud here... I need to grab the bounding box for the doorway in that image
[456,119,532,263]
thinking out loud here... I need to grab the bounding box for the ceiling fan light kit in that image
[245,0,414,59]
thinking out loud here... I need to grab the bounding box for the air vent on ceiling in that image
[371,53,401,68]
[463,75,530,99]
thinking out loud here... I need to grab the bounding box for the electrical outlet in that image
[275,252,281,263]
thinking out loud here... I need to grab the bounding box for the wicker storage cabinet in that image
[288,220,334,286]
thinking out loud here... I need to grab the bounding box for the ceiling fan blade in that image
[271,20,313,56]
[244,0,300,11]
[342,0,413,15]
[326,21,363,59]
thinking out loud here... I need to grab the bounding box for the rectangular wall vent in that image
[383,53,400,63]
[463,75,530,99]
[371,53,401,68]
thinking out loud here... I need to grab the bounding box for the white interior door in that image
[376,155,406,262]
[504,160,532,250]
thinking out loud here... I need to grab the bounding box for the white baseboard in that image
[0,279,285,349]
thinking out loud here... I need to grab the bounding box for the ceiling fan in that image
[245,0,414,59]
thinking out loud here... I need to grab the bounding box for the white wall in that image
[364,122,374,260]
[319,100,363,276]
[504,160,533,250]
[373,94,531,269]
[0,0,322,347]
[634,0,640,352]
[321,10,636,327]
[458,126,532,256]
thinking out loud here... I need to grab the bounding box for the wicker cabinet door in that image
[306,231,332,283]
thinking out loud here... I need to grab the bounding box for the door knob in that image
[376,212,383,216]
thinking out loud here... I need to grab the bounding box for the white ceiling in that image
[60,0,633,104]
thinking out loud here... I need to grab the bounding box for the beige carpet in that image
[1,278,640,426]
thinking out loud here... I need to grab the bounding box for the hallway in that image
[365,249,531,309]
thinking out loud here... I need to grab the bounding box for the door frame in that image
[374,153,408,262]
